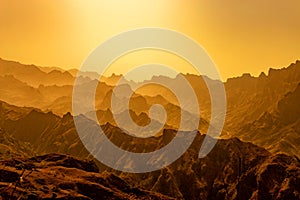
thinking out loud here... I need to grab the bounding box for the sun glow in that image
[1,0,300,80]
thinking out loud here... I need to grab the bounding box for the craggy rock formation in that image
[0,154,173,199]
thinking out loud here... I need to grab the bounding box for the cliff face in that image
[235,83,300,157]
[223,60,300,131]
[117,136,300,200]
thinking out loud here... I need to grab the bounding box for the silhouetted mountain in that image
[37,66,65,73]
[1,58,300,156]
[100,73,123,86]
[0,75,44,108]
[89,109,166,137]
[0,101,33,122]
[0,72,114,116]
[0,102,84,156]
[93,88,211,133]
[1,58,299,134]
[134,61,300,133]
[0,58,76,87]
[38,85,73,103]
[0,101,205,155]
[0,129,35,159]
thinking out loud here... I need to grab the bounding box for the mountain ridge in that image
[0,100,299,199]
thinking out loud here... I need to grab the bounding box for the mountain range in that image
[0,58,299,155]
[0,57,299,199]
[0,100,299,199]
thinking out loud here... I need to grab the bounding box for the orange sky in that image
[0,0,300,80]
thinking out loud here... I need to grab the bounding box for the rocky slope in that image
[223,61,300,131]
[0,129,35,159]
[0,154,172,199]
[232,83,300,157]
[0,101,299,199]
[1,124,299,199]
[115,134,300,200]
[0,58,300,199]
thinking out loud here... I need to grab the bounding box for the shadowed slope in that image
[0,154,173,199]
[0,101,299,199]
[234,83,300,157]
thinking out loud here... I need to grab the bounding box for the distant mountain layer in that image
[1,58,299,132]
[0,58,300,155]
[0,101,299,199]
[134,61,300,132]
[0,58,75,87]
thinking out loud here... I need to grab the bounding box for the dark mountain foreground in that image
[0,134,299,199]
[0,100,299,199]
[116,136,300,200]
[0,154,173,200]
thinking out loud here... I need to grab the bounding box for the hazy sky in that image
[1,0,300,80]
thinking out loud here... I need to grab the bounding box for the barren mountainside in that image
[0,101,299,199]
[0,154,173,199]
[233,83,300,157]
[0,58,300,199]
